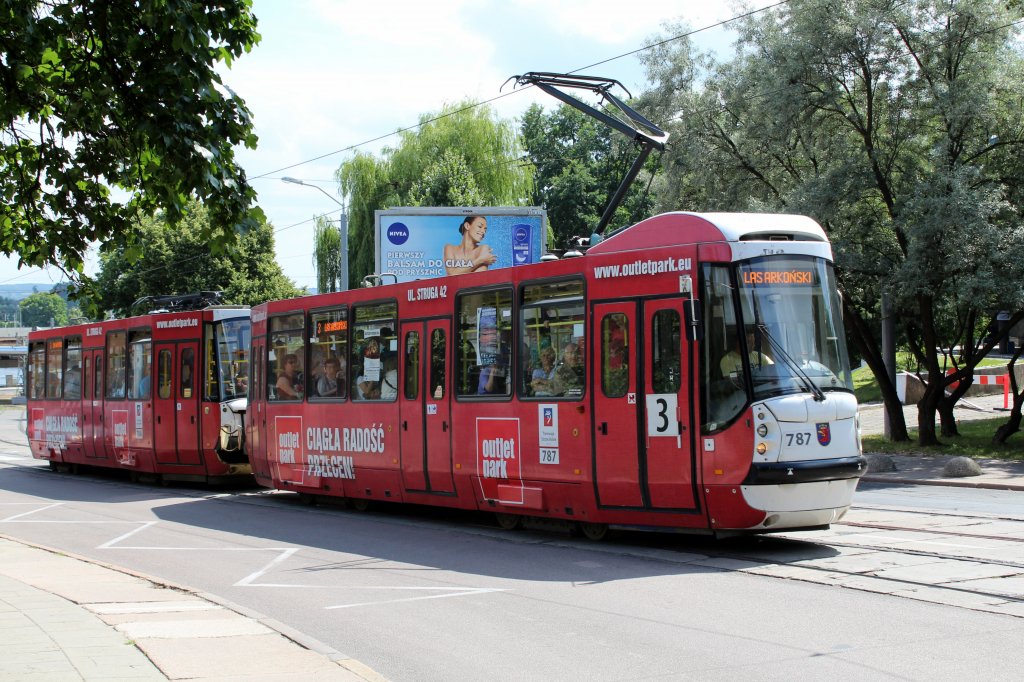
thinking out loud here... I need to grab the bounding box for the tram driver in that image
[720,329,773,379]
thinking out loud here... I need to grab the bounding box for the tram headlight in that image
[756,442,767,455]
[757,424,768,437]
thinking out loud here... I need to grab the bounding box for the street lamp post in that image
[281,177,349,291]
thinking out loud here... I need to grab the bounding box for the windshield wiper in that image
[755,324,826,402]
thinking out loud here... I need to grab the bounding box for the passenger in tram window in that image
[234,373,248,394]
[275,353,303,399]
[443,215,497,275]
[531,346,558,396]
[137,365,151,398]
[380,355,399,400]
[316,357,340,397]
[356,374,380,400]
[549,341,584,396]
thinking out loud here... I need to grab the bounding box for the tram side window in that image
[404,331,420,400]
[127,330,152,400]
[180,348,195,399]
[430,329,446,400]
[351,302,397,401]
[157,350,172,400]
[106,331,127,399]
[519,279,585,399]
[63,336,82,400]
[701,264,746,432]
[268,313,305,401]
[601,315,628,398]
[651,310,681,394]
[28,342,45,400]
[309,308,348,399]
[203,325,221,402]
[93,356,102,400]
[45,339,62,399]
[456,288,512,398]
[209,318,251,401]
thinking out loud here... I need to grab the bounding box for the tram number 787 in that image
[785,432,813,446]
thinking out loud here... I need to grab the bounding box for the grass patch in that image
[862,416,1024,460]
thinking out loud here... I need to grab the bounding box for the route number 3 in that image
[645,394,680,437]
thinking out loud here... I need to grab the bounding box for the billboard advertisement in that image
[375,207,546,284]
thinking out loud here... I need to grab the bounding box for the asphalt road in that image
[3,406,1024,680]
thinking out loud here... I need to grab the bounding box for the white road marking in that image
[234,548,300,586]
[97,521,160,548]
[324,587,507,610]
[0,502,63,522]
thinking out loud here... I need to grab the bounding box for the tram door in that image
[153,345,177,464]
[82,350,102,456]
[399,320,454,494]
[248,338,270,480]
[152,344,200,465]
[83,351,105,460]
[592,298,696,510]
[175,344,202,465]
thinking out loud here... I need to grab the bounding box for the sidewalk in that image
[858,392,1024,491]
[0,536,385,682]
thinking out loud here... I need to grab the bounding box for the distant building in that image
[0,327,32,390]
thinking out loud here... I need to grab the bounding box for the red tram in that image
[26,299,252,484]
[246,212,865,537]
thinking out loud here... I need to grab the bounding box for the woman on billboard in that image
[443,215,497,275]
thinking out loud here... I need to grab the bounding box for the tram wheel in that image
[495,513,523,531]
[575,522,609,542]
[350,498,371,512]
[48,461,58,472]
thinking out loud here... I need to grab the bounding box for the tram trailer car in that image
[26,307,252,484]
[247,212,865,538]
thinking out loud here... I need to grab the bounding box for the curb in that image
[861,474,1024,492]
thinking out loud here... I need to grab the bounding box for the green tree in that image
[312,215,343,293]
[1,0,261,283]
[93,201,301,317]
[520,102,660,249]
[19,292,67,327]
[641,1,1024,445]
[338,101,531,285]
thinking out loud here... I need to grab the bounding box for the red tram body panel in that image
[246,212,866,534]
[27,307,252,484]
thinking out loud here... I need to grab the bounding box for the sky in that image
[0,0,779,292]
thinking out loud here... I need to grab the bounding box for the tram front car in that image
[698,214,865,532]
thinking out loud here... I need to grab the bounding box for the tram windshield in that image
[207,317,251,401]
[701,256,853,432]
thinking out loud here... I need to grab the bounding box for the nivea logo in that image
[387,222,409,245]
[513,224,530,243]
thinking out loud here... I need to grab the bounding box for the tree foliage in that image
[312,215,343,293]
[520,102,660,249]
[338,101,531,285]
[93,201,301,318]
[19,291,67,327]
[641,0,1024,444]
[0,0,261,283]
